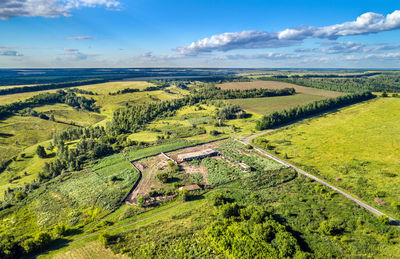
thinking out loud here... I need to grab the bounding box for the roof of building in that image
[177,148,218,161]
[179,184,201,191]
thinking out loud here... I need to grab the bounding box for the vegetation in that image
[256,91,374,130]
[260,73,400,93]
[1,70,400,258]
[0,79,106,96]
[254,97,400,219]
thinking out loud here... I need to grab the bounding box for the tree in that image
[137,195,145,207]
[36,145,47,158]
[157,172,169,183]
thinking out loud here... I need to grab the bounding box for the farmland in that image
[219,80,344,114]
[1,70,400,258]
[253,97,400,219]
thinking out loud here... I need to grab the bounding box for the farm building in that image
[179,184,202,191]
[177,148,219,162]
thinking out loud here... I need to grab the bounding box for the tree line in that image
[194,85,295,99]
[0,90,98,118]
[259,74,400,93]
[0,79,106,96]
[256,92,375,130]
[110,86,295,134]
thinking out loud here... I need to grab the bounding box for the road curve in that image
[238,138,400,226]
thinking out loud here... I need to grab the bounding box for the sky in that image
[0,0,400,68]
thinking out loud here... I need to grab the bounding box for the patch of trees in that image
[40,138,113,180]
[194,85,295,99]
[256,92,375,130]
[109,86,293,134]
[0,231,53,258]
[0,90,98,118]
[109,88,140,95]
[0,79,106,96]
[206,200,308,258]
[216,104,246,120]
[53,126,106,143]
[259,74,400,93]
[109,96,198,134]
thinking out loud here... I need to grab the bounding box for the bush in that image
[157,172,169,183]
[209,130,220,136]
[137,195,145,207]
[181,190,191,202]
[377,215,390,225]
[36,145,47,158]
[221,203,240,218]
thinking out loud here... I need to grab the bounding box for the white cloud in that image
[345,52,400,61]
[295,42,400,54]
[0,0,120,19]
[0,50,23,56]
[140,51,153,58]
[224,52,303,60]
[66,35,93,40]
[176,10,400,55]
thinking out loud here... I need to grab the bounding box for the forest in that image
[259,73,400,93]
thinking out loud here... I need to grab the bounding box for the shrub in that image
[221,203,240,218]
[36,145,47,158]
[157,172,169,183]
[181,190,191,202]
[377,215,390,225]
[137,195,145,207]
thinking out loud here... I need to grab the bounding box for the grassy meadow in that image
[218,80,344,115]
[254,97,400,218]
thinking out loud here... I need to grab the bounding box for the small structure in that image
[177,148,219,162]
[238,162,251,171]
[179,184,201,191]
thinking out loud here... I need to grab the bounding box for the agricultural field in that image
[41,139,400,258]
[0,151,140,241]
[219,80,344,115]
[253,97,400,219]
[2,71,400,258]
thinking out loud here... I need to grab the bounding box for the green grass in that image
[227,93,330,115]
[33,104,106,127]
[254,97,400,219]
[124,139,192,161]
[219,80,344,115]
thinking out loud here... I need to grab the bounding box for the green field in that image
[219,80,344,115]
[227,93,329,114]
[254,97,400,218]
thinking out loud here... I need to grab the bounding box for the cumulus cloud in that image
[295,42,400,54]
[66,35,93,40]
[0,0,120,19]
[176,10,400,55]
[223,52,303,60]
[141,51,153,58]
[0,50,23,56]
[345,52,400,61]
[57,48,93,61]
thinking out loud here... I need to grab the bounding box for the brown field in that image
[218,80,344,98]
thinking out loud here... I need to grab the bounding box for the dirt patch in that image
[125,154,168,204]
[374,198,388,206]
[180,163,209,185]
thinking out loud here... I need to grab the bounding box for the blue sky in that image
[0,0,400,68]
